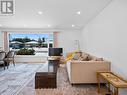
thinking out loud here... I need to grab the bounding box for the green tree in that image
[12,37,31,43]
[38,38,42,47]
[42,37,45,43]
[12,38,23,42]
[23,37,31,43]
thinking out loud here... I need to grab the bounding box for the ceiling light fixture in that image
[48,25,51,27]
[72,25,75,27]
[0,24,2,27]
[38,11,43,15]
[76,11,81,15]
[23,24,27,27]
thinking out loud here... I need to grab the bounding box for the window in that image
[9,33,53,54]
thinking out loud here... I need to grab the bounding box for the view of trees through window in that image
[9,33,53,54]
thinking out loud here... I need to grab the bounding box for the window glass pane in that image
[9,33,53,55]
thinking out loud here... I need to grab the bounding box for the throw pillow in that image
[72,53,79,60]
[72,51,82,60]
[78,57,84,61]
[81,53,88,61]
[66,53,73,61]
[96,58,103,61]
[84,54,92,61]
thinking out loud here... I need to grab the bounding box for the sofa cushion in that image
[72,52,82,60]
[96,58,103,61]
[81,53,88,60]
[67,52,104,61]
[72,54,79,60]
[81,53,92,61]
[66,53,73,61]
[90,57,104,61]
[86,55,93,61]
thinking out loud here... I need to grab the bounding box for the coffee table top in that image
[37,61,57,73]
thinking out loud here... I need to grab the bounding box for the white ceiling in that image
[0,0,112,30]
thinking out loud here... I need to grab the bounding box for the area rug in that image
[0,64,43,95]
[18,65,107,95]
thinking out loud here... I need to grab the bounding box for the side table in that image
[97,71,127,95]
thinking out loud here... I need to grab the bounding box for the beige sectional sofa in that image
[66,52,111,84]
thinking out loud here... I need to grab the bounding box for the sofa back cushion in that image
[66,52,104,61]
[81,53,93,61]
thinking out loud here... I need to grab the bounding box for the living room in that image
[0,0,127,95]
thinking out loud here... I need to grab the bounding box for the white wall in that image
[0,31,2,47]
[82,0,127,94]
[57,30,82,54]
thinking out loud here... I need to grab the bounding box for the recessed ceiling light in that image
[48,25,51,27]
[23,24,27,27]
[38,11,43,15]
[72,25,75,27]
[0,24,2,27]
[76,11,81,15]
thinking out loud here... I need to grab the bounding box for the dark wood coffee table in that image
[35,61,58,89]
